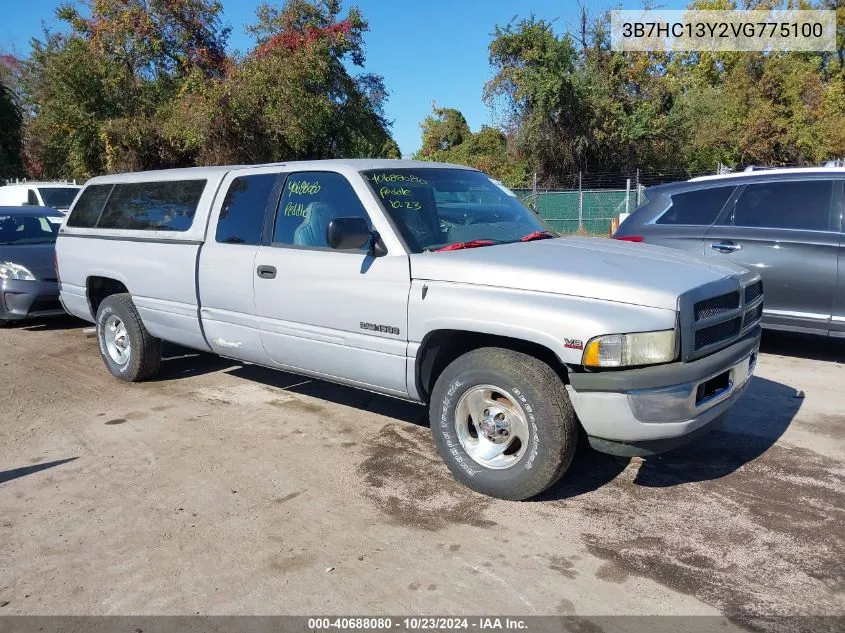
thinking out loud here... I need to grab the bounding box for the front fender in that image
[408,280,678,366]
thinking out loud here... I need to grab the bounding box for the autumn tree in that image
[22,0,399,179]
[168,0,399,164]
[22,0,230,178]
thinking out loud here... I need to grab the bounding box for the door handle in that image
[256,265,277,279]
[711,241,742,253]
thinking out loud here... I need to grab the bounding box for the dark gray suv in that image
[614,168,845,337]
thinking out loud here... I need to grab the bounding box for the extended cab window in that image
[657,186,734,226]
[66,184,113,228]
[216,174,277,245]
[722,180,834,231]
[97,180,206,231]
[272,172,371,249]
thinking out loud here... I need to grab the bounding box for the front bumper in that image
[567,327,760,457]
[0,278,65,321]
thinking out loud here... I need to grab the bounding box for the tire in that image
[430,347,578,501]
[95,293,161,382]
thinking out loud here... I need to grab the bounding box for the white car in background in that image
[0,181,82,213]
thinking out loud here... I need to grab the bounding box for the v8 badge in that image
[563,338,584,350]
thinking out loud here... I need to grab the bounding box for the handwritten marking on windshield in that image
[366,173,428,185]
[387,200,422,211]
[287,180,321,195]
[284,202,308,217]
[379,186,411,197]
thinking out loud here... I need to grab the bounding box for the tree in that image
[23,0,230,178]
[22,0,399,179]
[418,105,471,156]
[413,105,528,186]
[483,13,688,180]
[443,3,845,183]
[0,56,24,178]
[165,0,399,165]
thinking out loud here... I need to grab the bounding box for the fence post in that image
[532,172,537,211]
[635,168,641,205]
[578,172,583,232]
[625,178,631,214]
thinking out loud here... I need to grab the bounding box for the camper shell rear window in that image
[66,180,206,232]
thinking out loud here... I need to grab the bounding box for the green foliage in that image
[418,2,845,184]
[20,0,399,180]
[0,70,24,178]
[166,0,398,165]
[418,106,471,156]
[414,106,528,186]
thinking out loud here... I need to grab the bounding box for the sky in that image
[0,0,684,156]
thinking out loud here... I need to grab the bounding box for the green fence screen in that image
[513,189,631,235]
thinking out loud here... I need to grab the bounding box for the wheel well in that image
[415,330,569,403]
[86,276,129,317]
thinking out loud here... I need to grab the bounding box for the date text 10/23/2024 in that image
[307,617,529,630]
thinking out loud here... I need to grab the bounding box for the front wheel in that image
[95,293,161,382]
[429,347,579,500]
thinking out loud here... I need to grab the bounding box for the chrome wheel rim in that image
[103,315,131,365]
[454,384,530,470]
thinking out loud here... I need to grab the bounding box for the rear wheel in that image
[95,293,161,381]
[429,347,578,500]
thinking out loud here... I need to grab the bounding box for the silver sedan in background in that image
[0,206,66,326]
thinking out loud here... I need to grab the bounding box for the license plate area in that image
[694,349,756,410]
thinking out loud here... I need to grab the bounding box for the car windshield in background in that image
[362,169,553,253]
[37,187,80,210]
[0,214,61,245]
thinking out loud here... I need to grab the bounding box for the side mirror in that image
[327,217,375,252]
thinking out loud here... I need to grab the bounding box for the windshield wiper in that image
[520,231,556,242]
[434,239,497,252]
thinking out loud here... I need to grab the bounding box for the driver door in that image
[252,170,412,397]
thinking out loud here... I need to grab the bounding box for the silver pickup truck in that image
[56,160,762,500]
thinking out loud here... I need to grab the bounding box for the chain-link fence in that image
[514,187,639,235]
[513,168,715,235]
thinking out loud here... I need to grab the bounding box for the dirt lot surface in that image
[1,319,843,631]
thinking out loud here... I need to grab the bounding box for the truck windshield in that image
[38,187,80,210]
[362,168,554,253]
[0,214,61,244]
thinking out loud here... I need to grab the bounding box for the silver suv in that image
[614,167,844,337]
[56,160,762,500]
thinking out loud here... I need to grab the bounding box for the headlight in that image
[583,330,676,368]
[0,262,37,281]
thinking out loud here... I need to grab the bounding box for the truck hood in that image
[409,237,747,311]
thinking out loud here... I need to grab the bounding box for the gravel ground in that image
[0,318,843,631]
